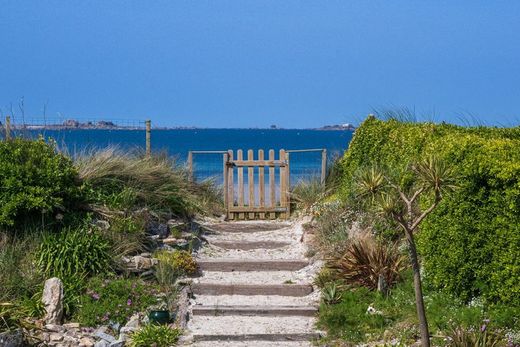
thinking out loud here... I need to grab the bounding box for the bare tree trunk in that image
[405,229,430,347]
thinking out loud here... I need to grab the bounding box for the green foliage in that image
[76,147,222,218]
[317,272,519,345]
[130,324,181,347]
[37,226,112,279]
[0,234,43,302]
[74,276,159,327]
[338,116,520,305]
[0,138,81,229]
[291,178,329,213]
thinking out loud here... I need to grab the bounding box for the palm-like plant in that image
[354,156,457,347]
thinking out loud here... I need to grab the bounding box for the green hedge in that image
[0,138,81,228]
[339,116,520,305]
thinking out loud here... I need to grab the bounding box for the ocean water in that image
[25,128,352,184]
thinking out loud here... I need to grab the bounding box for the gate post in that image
[321,149,327,185]
[187,151,193,181]
[223,152,229,218]
[145,120,151,156]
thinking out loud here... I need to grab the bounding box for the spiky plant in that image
[354,156,457,347]
[327,232,407,292]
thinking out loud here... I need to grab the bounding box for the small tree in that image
[355,156,457,347]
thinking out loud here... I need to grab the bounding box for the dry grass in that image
[75,147,223,217]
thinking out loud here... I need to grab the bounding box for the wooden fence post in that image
[145,120,151,156]
[321,149,327,185]
[187,151,193,181]
[5,116,11,140]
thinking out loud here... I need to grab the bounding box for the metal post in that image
[187,151,193,181]
[321,149,327,185]
[145,120,151,156]
[5,116,11,140]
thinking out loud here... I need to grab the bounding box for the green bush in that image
[37,225,112,278]
[74,276,159,327]
[130,324,181,347]
[338,116,520,305]
[0,138,81,228]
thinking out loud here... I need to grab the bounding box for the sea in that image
[23,128,353,185]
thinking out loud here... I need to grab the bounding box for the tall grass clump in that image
[76,147,222,218]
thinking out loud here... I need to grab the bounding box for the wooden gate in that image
[224,149,290,220]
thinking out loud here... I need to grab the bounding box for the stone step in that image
[192,294,315,307]
[203,222,290,234]
[193,333,320,342]
[198,259,308,272]
[210,240,291,250]
[192,283,313,296]
[192,341,314,347]
[192,305,318,317]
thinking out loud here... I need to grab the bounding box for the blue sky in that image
[1,1,520,128]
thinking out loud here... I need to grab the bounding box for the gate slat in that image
[279,149,287,219]
[227,150,234,220]
[237,149,244,220]
[247,149,255,219]
[269,149,276,220]
[258,149,265,219]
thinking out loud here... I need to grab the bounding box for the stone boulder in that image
[42,277,64,325]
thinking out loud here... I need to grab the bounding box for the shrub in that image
[311,200,352,256]
[155,250,198,277]
[291,178,330,213]
[327,233,407,291]
[76,147,222,218]
[37,226,112,279]
[130,325,181,347]
[74,276,159,327]
[338,116,520,305]
[0,138,80,229]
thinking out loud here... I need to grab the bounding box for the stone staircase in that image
[182,221,321,346]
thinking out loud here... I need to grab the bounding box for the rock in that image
[45,323,65,332]
[109,340,124,347]
[63,322,80,329]
[42,278,64,325]
[167,219,185,228]
[122,255,158,271]
[94,331,116,343]
[79,337,95,347]
[50,333,63,341]
[124,314,141,329]
[94,340,110,347]
[147,222,170,238]
[0,329,24,347]
[94,326,109,335]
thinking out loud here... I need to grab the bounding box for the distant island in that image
[5,119,355,131]
[315,123,356,131]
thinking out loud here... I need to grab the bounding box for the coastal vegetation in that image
[0,138,221,344]
[310,115,520,346]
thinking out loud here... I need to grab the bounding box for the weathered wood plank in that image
[279,149,287,219]
[228,160,286,167]
[237,149,244,220]
[247,149,255,219]
[198,259,308,271]
[258,149,265,219]
[269,149,276,219]
[227,150,234,220]
[228,206,288,213]
[286,151,291,218]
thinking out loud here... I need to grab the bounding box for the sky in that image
[1,1,520,128]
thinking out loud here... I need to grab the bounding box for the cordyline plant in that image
[355,156,457,347]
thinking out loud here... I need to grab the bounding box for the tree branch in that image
[410,192,441,231]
